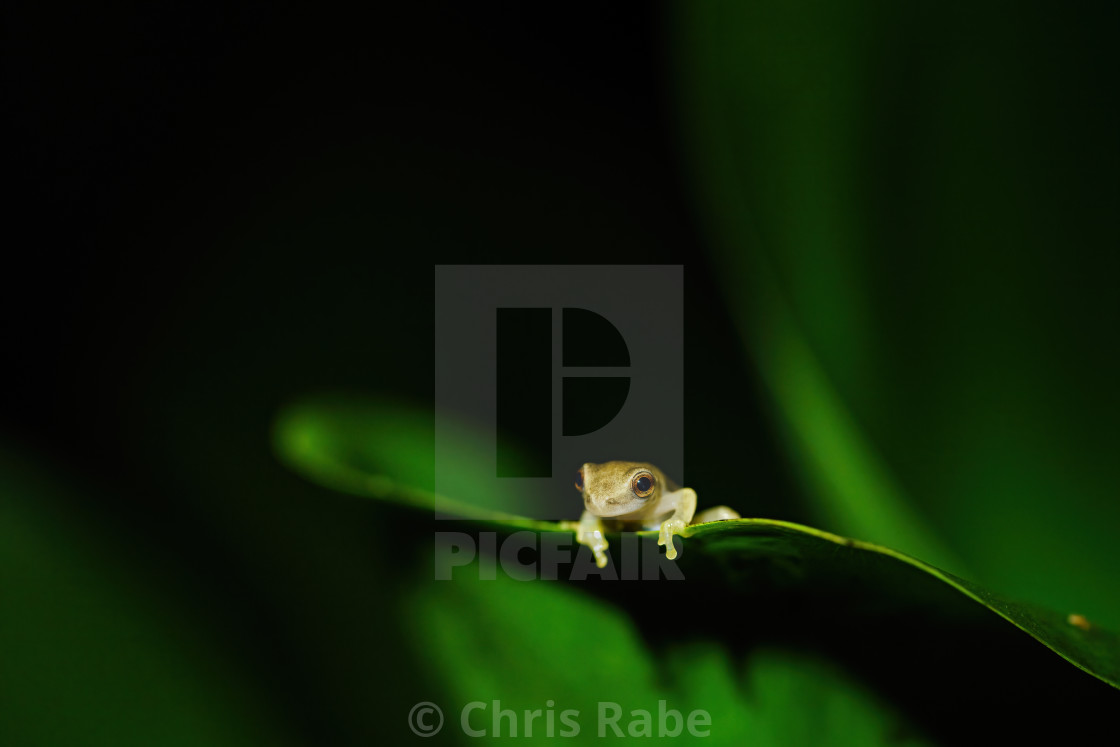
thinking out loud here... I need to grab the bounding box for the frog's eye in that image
[574,469,585,492]
[631,472,655,498]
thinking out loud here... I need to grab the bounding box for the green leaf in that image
[667,0,963,576]
[273,396,1120,693]
[408,558,934,745]
[669,0,1120,634]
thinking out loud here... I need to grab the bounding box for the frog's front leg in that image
[656,488,696,560]
[576,509,610,568]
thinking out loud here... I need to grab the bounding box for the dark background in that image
[3,2,1118,744]
[5,2,782,499]
[3,3,790,743]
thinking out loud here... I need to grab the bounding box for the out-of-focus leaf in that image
[408,559,933,746]
[272,395,554,530]
[670,0,1120,630]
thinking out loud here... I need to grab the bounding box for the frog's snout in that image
[583,489,612,513]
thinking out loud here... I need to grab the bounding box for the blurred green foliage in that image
[0,448,297,746]
[673,0,1120,631]
[3,1,1117,744]
[412,559,935,746]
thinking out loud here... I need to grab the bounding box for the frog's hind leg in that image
[692,506,740,524]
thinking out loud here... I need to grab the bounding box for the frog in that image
[571,461,740,568]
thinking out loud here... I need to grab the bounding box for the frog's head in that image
[575,461,661,517]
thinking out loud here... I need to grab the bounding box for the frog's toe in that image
[693,506,740,524]
[578,531,609,568]
[658,519,687,559]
